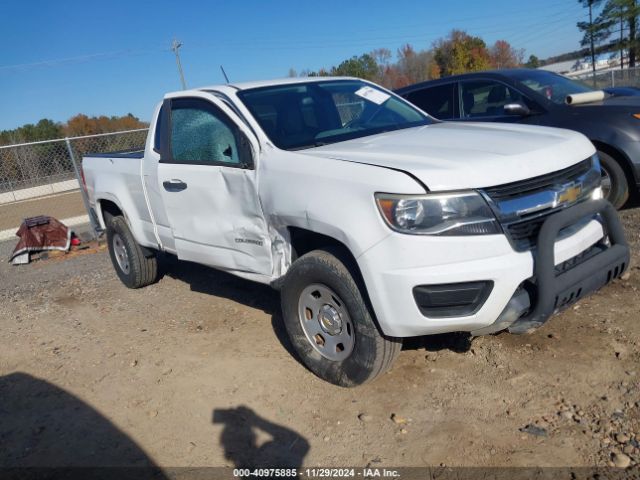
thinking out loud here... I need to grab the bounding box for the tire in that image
[280,248,402,387]
[598,150,629,209]
[105,215,158,289]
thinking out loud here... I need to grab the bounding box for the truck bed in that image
[86,149,145,159]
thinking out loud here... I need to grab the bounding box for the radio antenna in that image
[220,65,230,84]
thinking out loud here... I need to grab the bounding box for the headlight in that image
[375,191,501,235]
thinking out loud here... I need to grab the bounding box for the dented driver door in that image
[156,95,272,275]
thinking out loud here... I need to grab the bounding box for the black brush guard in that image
[508,199,630,334]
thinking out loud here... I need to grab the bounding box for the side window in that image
[406,84,456,119]
[169,98,241,165]
[460,80,523,118]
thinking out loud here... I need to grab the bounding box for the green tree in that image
[525,54,541,68]
[0,114,148,146]
[489,40,524,68]
[370,48,392,83]
[433,30,492,76]
[330,54,379,80]
[396,44,436,83]
[0,119,64,145]
[598,0,640,67]
[578,0,607,80]
[299,68,331,77]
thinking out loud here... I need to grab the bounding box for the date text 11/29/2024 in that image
[233,468,401,478]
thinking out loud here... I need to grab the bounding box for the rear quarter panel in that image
[83,155,156,248]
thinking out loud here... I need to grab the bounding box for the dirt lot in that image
[1,207,639,470]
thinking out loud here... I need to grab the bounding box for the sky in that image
[0,0,588,131]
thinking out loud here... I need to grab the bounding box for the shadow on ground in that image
[213,405,309,477]
[403,332,473,353]
[161,255,279,316]
[0,372,166,477]
[162,254,473,360]
[161,256,301,360]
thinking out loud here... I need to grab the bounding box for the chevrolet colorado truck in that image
[83,77,630,387]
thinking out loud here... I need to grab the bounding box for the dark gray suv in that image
[396,69,640,208]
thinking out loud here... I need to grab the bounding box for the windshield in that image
[508,70,595,104]
[237,80,431,150]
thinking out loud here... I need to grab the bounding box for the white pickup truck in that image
[83,77,630,386]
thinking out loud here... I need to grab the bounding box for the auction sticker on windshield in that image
[354,86,390,105]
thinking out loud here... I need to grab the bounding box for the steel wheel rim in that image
[601,166,612,200]
[112,233,130,275]
[297,284,355,361]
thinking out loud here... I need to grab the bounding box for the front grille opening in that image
[554,242,606,276]
[483,157,596,251]
[484,159,591,202]
[509,214,595,252]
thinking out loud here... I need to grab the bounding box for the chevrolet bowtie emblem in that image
[557,184,582,204]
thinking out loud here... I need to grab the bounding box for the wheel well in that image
[287,227,364,283]
[100,200,123,223]
[288,227,351,261]
[592,141,638,188]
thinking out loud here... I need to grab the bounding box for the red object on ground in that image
[9,216,71,265]
[71,235,81,246]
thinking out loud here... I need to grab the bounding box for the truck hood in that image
[301,122,595,191]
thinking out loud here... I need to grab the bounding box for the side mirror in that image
[503,102,530,116]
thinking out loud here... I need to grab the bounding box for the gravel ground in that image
[0,207,639,469]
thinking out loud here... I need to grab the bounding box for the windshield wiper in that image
[287,141,331,151]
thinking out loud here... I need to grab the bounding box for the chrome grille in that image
[484,159,592,202]
[481,157,601,251]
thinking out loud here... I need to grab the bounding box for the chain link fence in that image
[0,129,148,241]
[571,66,640,90]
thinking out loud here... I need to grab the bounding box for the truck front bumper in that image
[357,199,629,338]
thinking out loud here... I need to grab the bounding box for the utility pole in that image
[621,16,625,71]
[588,0,597,87]
[171,38,187,90]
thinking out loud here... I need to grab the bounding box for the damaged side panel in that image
[157,162,273,276]
[258,148,426,280]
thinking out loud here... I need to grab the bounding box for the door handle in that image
[163,179,188,192]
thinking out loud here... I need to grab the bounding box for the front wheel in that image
[598,150,629,209]
[280,248,402,387]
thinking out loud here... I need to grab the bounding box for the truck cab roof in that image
[166,76,361,98]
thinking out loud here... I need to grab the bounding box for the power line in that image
[176,9,587,55]
[181,9,586,52]
[0,3,589,75]
[0,48,163,72]
[507,14,587,47]
[187,2,583,49]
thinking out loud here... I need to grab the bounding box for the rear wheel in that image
[106,215,158,289]
[598,150,629,209]
[280,248,402,387]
